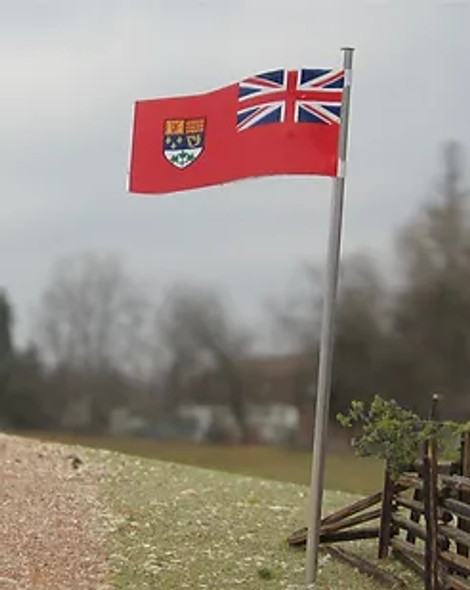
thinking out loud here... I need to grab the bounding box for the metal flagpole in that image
[305,46,355,587]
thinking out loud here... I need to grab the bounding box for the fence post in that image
[457,431,470,557]
[423,394,440,590]
[378,464,395,559]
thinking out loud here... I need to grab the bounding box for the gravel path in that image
[0,433,111,590]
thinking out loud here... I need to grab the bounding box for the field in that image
[96,446,417,589]
[11,431,421,588]
[26,432,385,496]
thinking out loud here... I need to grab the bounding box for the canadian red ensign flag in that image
[128,68,344,195]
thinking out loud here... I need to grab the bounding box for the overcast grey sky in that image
[1,0,468,343]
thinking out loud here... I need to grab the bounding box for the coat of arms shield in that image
[163,118,206,169]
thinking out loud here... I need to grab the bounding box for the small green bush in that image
[337,395,470,478]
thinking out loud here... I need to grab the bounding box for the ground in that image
[0,433,110,590]
[0,433,420,589]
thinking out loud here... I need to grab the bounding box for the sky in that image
[1,0,468,346]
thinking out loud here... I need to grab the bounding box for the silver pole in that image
[305,46,354,587]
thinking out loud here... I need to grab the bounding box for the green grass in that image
[86,447,419,590]
[21,431,385,496]
[11,431,421,588]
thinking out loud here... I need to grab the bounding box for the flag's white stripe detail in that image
[237,101,285,131]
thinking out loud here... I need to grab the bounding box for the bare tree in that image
[33,252,154,431]
[34,252,152,376]
[268,251,389,417]
[266,263,323,355]
[330,252,389,414]
[157,282,254,442]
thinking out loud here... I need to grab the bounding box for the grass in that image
[12,430,421,588]
[86,447,420,590]
[23,431,385,496]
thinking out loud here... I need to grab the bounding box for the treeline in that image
[277,140,470,421]
[0,141,469,439]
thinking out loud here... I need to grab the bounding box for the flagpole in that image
[305,46,354,587]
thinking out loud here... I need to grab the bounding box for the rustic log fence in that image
[288,401,470,590]
[378,428,470,589]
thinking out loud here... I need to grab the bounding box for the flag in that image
[128,68,344,195]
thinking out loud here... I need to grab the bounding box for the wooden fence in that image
[288,403,470,590]
[378,430,470,590]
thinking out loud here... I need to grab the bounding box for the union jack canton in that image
[237,69,344,132]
